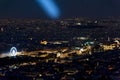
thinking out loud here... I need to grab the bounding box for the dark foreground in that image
[0,49,120,80]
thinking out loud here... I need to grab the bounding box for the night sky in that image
[0,0,120,18]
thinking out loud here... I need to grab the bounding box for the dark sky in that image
[0,0,120,18]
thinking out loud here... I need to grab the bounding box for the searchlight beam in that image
[36,0,60,19]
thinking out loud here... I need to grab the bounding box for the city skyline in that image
[0,1,120,80]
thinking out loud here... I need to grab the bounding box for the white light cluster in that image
[10,47,17,56]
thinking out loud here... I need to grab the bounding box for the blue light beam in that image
[36,0,60,19]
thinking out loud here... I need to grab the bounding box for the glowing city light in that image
[36,0,60,19]
[10,47,17,56]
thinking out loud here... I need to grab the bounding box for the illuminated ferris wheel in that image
[10,47,17,56]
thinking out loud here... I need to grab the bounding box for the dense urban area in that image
[0,17,120,80]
